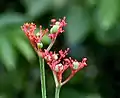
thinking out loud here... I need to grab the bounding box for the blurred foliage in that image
[0,0,120,98]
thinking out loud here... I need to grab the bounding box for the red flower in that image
[21,23,48,51]
[21,17,87,85]
[42,48,87,84]
[49,17,67,40]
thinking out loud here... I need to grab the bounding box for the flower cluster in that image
[21,17,87,85]
[42,48,87,85]
[21,23,48,52]
[49,17,67,40]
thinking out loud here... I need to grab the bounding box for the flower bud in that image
[36,32,40,37]
[44,55,51,62]
[50,25,59,34]
[51,19,56,23]
[72,61,79,70]
[37,42,43,49]
[52,54,58,60]
[54,63,63,72]
[55,22,60,25]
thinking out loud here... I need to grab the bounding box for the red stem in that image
[61,72,75,86]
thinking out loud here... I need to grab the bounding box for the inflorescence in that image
[21,17,87,85]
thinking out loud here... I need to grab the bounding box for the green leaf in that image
[0,35,17,70]
[23,0,53,18]
[96,0,119,30]
[66,6,90,45]
[12,36,36,62]
[0,12,27,28]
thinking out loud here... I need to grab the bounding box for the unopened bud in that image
[54,63,63,72]
[37,42,43,49]
[50,25,59,33]
[52,54,58,60]
[55,22,60,25]
[44,55,51,61]
[72,62,79,70]
[36,32,40,37]
[51,19,56,23]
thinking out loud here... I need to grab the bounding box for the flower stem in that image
[52,71,59,87]
[52,71,61,98]
[61,73,74,86]
[47,38,56,51]
[39,57,47,98]
[55,85,61,98]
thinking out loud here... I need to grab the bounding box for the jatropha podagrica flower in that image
[21,17,87,86]
[41,48,87,85]
[21,17,67,55]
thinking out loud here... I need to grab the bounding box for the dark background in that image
[0,0,120,98]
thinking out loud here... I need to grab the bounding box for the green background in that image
[0,0,120,98]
